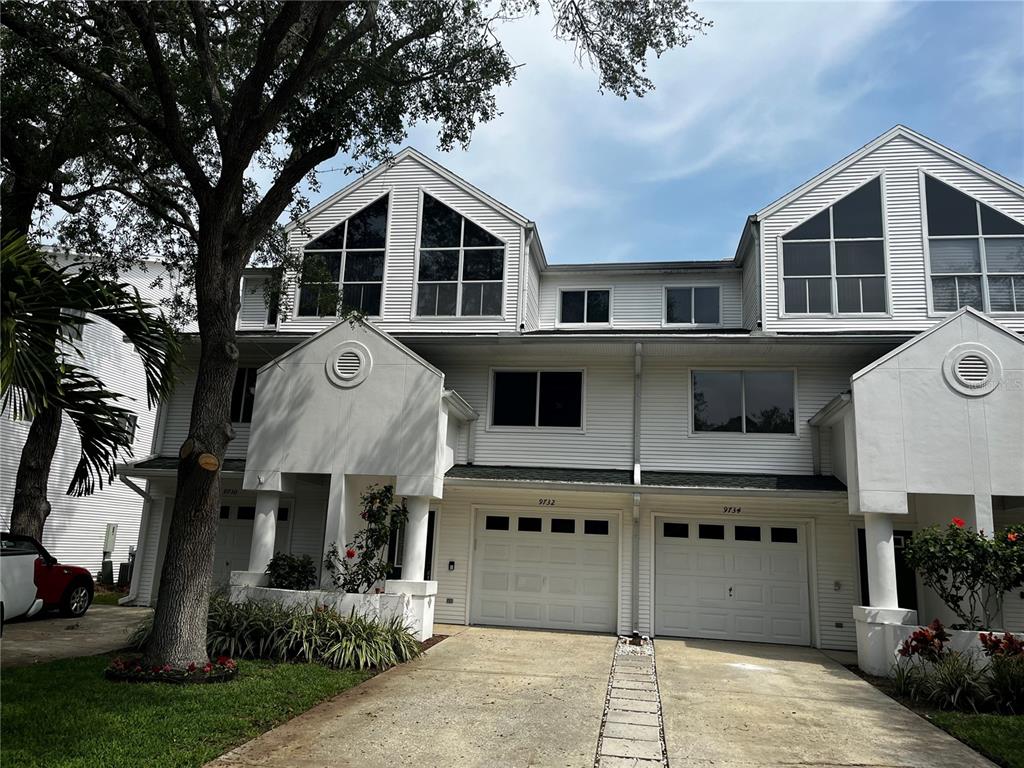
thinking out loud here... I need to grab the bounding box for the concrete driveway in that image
[209,624,616,768]
[657,638,995,768]
[0,604,152,668]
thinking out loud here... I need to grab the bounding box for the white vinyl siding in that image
[761,133,1024,333]
[537,270,743,330]
[282,155,523,335]
[238,276,274,330]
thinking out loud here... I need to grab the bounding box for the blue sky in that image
[308,1,1024,265]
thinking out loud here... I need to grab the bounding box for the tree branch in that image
[187,1,227,140]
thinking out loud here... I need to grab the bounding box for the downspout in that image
[631,342,643,635]
[518,225,535,333]
[466,413,478,465]
[116,475,152,605]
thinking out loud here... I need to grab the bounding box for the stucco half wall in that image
[850,308,1024,516]
[243,319,449,498]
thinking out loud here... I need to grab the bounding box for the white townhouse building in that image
[121,126,1024,668]
[1,260,172,576]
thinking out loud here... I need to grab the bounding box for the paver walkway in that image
[595,639,667,768]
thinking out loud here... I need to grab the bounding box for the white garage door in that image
[655,518,810,645]
[471,510,618,633]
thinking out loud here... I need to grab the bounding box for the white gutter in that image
[443,476,847,498]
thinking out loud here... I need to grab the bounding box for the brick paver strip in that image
[593,640,669,768]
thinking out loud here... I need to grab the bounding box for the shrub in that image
[898,619,950,662]
[324,485,408,593]
[266,553,318,591]
[921,651,986,711]
[985,654,1024,714]
[902,520,1024,630]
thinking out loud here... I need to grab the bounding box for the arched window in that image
[298,194,388,317]
[416,193,504,317]
[781,177,886,315]
[924,175,1024,313]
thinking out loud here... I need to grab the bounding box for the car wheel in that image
[60,581,92,617]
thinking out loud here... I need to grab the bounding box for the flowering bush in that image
[105,654,238,684]
[898,619,950,662]
[901,519,1024,630]
[324,485,408,593]
[979,631,1024,658]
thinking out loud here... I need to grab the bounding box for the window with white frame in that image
[665,286,720,325]
[781,177,887,314]
[924,175,1024,313]
[560,289,610,324]
[691,370,795,434]
[491,370,583,428]
[298,194,388,317]
[416,193,505,317]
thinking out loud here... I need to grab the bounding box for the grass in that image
[91,590,128,606]
[1,654,372,768]
[926,712,1024,768]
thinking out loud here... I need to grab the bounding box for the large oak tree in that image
[3,0,710,667]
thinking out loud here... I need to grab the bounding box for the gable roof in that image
[755,125,1024,221]
[284,147,530,234]
[850,306,1024,382]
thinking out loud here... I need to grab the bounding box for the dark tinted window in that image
[517,517,542,532]
[744,371,795,434]
[832,178,883,238]
[237,506,256,521]
[666,287,692,323]
[835,241,885,275]
[278,508,289,522]
[461,282,502,316]
[561,290,585,323]
[344,195,389,249]
[771,527,799,543]
[485,515,510,531]
[344,252,385,282]
[735,525,761,542]
[219,505,230,519]
[926,176,978,236]
[420,194,463,247]
[664,522,689,538]
[981,203,1024,235]
[699,524,725,540]
[304,223,346,250]
[693,287,720,324]
[463,218,503,247]
[418,250,460,281]
[586,290,610,323]
[230,368,256,423]
[342,283,382,315]
[783,242,831,274]
[463,250,504,281]
[783,209,830,241]
[551,518,575,534]
[538,372,583,428]
[417,283,457,316]
[584,519,609,535]
[492,371,537,426]
[692,371,742,432]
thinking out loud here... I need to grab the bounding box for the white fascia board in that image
[442,389,478,422]
[808,392,852,427]
[443,476,846,499]
[850,306,1024,382]
[284,147,530,234]
[755,125,1024,221]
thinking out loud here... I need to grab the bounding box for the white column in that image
[972,495,994,538]
[320,473,347,587]
[248,490,279,573]
[402,496,430,581]
[864,512,899,608]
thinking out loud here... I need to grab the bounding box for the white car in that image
[1,535,45,625]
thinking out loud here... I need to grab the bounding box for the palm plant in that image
[1,235,180,539]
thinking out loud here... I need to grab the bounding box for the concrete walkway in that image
[656,638,995,768]
[0,604,152,668]
[209,624,616,768]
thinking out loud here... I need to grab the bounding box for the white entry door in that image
[470,510,618,633]
[654,518,810,645]
[213,503,291,583]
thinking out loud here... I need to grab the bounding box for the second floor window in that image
[924,175,1024,313]
[491,370,583,428]
[666,286,720,325]
[298,194,388,317]
[692,370,795,434]
[231,367,257,423]
[560,289,610,324]
[417,193,505,317]
[782,177,886,315]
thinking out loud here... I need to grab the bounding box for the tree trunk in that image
[10,406,63,540]
[142,228,244,667]
[0,173,39,239]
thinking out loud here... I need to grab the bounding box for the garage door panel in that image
[484,542,511,561]
[514,573,543,592]
[515,544,544,562]
[478,600,508,621]
[548,604,576,624]
[655,518,810,646]
[549,575,575,594]
[514,602,542,622]
[549,546,577,565]
[481,571,508,591]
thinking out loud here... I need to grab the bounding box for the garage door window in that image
[584,520,609,535]
[699,524,725,540]
[735,525,761,542]
[491,370,584,429]
[237,506,256,521]
[518,517,542,532]
[664,522,689,538]
[551,518,576,534]
[485,515,510,531]
[771,527,799,543]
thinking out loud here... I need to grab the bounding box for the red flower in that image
[162,664,172,673]
[187,662,197,673]
[1009,532,1019,542]
[951,517,965,528]
[345,547,357,559]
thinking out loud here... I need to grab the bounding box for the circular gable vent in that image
[943,343,1000,397]
[954,354,990,388]
[325,341,371,388]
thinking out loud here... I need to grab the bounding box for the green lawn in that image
[1,654,372,768]
[927,712,1024,768]
[91,590,127,606]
